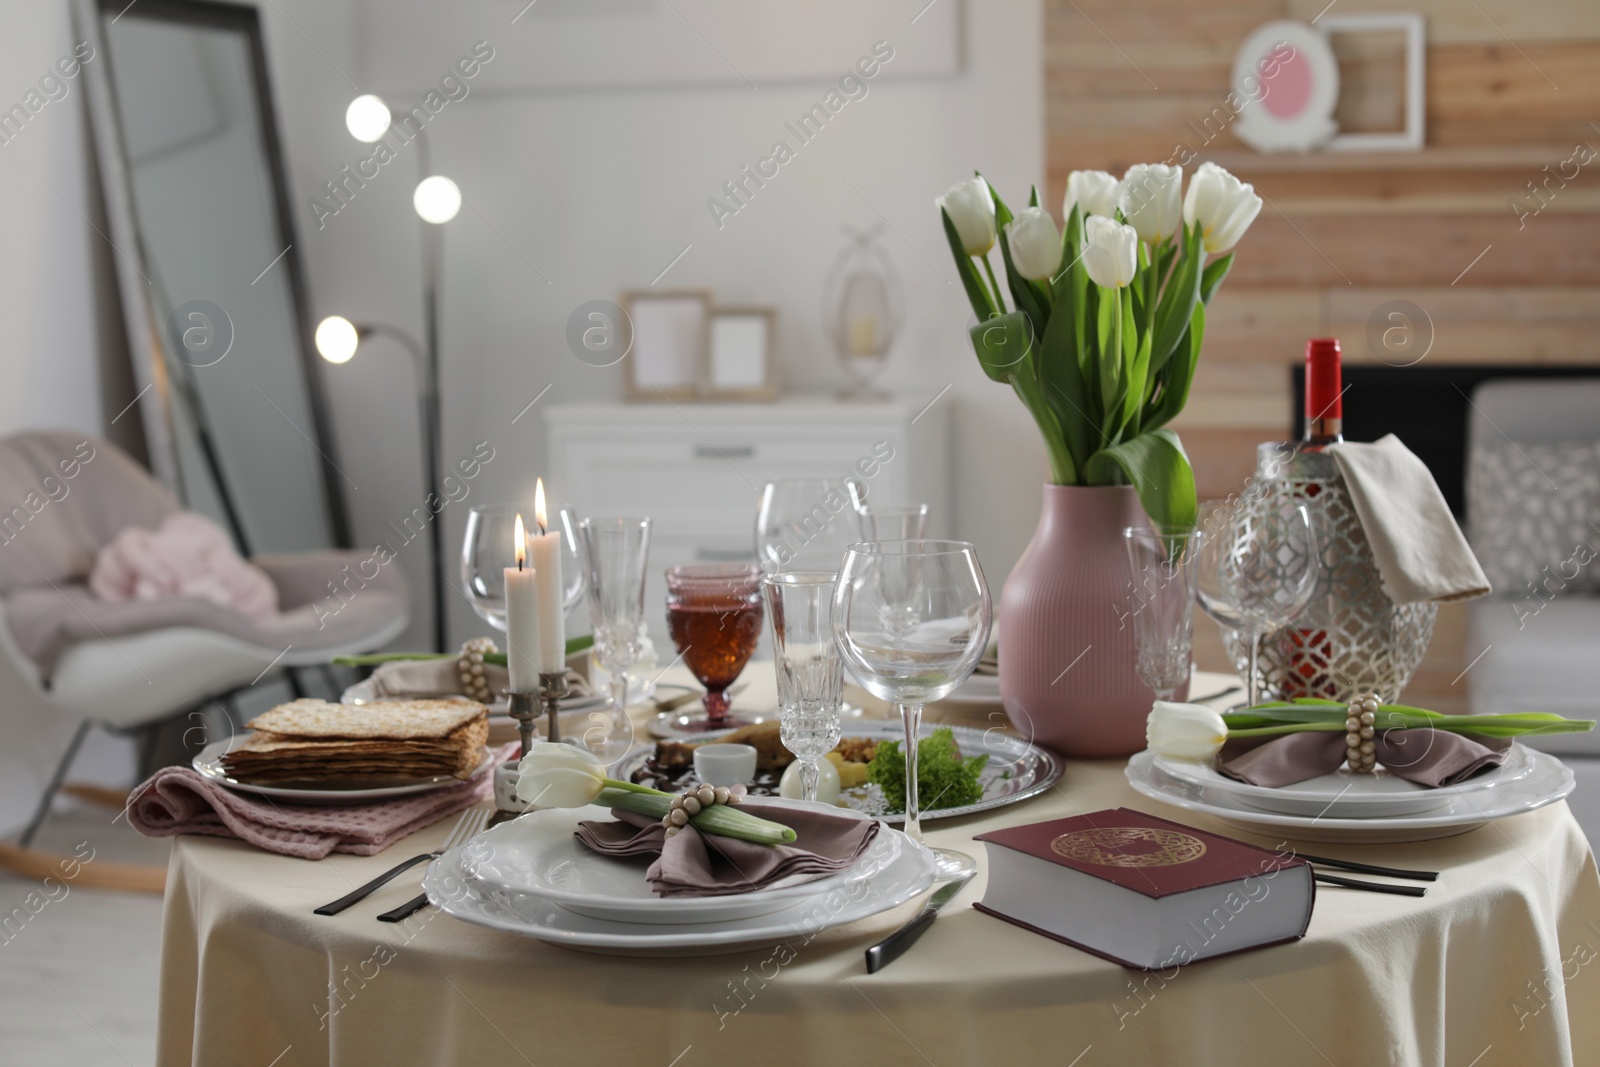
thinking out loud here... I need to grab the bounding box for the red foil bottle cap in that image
[1305,338,1342,420]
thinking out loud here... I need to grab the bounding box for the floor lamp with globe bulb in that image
[313,94,462,652]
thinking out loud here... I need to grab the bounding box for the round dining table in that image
[157,671,1600,1067]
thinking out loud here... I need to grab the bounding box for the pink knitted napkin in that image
[128,742,517,859]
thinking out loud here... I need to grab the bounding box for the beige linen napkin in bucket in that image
[1328,434,1491,604]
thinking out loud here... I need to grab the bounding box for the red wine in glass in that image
[665,564,763,731]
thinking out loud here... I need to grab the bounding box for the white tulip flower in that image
[1063,169,1121,221]
[1119,163,1183,244]
[937,177,997,257]
[1182,162,1263,254]
[515,741,606,807]
[1081,216,1139,289]
[1146,701,1229,762]
[1005,207,1064,281]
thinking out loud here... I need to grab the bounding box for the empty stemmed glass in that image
[833,540,991,878]
[463,503,585,632]
[755,477,858,574]
[762,572,844,802]
[579,517,652,760]
[664,564,765,731]
[1124,527,1203,701]
[853,501,930,541]
[1194,499,1317,707]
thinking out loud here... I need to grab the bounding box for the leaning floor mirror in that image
[76,0,347,554]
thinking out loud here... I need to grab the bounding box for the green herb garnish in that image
[868,727,988,813]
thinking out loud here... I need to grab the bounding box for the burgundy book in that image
[973,808,1314,970]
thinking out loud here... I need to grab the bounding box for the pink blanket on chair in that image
[89,512,277,619]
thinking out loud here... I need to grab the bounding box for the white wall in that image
[0,0,1046,824]
[320,0,1049,646]
[0,1,112,437]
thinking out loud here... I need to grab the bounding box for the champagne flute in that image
[1124,527,1202,701]
[579,517,652,760]
[833,540,991,878]
[854,502,930,542]
[762,571,843,802]
[1194,500,1317,707]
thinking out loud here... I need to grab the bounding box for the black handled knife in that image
[864,871,975,974]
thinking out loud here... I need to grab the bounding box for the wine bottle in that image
[1278,338,1341,698]
[1302,337,1343,448]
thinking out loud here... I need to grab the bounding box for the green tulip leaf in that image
[968,310,1035,385]
[940,207,998,323]
[1084,429,1197,530]
[1201,252,1235,304]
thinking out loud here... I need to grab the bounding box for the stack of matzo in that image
[220,699,489,784]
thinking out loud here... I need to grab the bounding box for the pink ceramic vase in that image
[999,484,1186,758]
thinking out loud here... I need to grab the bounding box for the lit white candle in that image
[531,478,566,674]
[504,512,538,693]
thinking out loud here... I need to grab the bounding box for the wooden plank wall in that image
[1045,0,1600,709]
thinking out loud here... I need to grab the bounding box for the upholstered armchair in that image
[0,431,408,874]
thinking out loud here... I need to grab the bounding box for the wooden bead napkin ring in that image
[1346,693,1380,773]
[662,784,745,839]
[457,637,497,703]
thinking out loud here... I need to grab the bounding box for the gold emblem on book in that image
[1050,827,1207,868]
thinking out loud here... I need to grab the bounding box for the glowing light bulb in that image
[315,316,359,364]
[413,176,461,224]
[344,94,391,143]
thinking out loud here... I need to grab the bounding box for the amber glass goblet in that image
[665,563,765,731]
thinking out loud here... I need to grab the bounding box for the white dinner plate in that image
[1125,746,1575,843]
[1152,743,1538,819]
[464,797,901,925]
[424,821,936,956]
[192,737,493,803]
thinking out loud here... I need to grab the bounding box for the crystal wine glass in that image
[762,571,844,801]
[854,501,930,542]
[833,540,991,878]
[755,477,858,574]
[664,564,764,731]
[462,503,584,633]
[1124,527,1202,701]
[578,517,652,759]
[1193,499,1317,707]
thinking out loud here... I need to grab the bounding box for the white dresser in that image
[544,396,950,635]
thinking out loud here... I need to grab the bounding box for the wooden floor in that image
[0,805,167,1066]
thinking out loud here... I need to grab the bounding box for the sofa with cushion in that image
[1465,378,1600,844]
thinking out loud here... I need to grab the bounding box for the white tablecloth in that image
[157,672,1600,1067]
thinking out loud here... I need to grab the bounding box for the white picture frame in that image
[1319,12,1426,153]
[621,290,709,402]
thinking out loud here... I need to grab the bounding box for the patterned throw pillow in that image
[1467,439,1600,597]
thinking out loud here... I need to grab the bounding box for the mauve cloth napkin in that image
[576,804,880,897]
[368,660,591,701]
[1218,730,1512,789]
[126,742,517,859]
[1328,434,1491,604]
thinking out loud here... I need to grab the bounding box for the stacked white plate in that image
[1125,744,1575,843]
[422,797,936,955]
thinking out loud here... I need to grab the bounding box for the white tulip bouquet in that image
[937,163,1264,528]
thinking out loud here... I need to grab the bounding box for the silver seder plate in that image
[613,719,1062,824]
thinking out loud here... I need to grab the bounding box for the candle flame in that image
[513,512,526,568]
[534,478,548,535]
